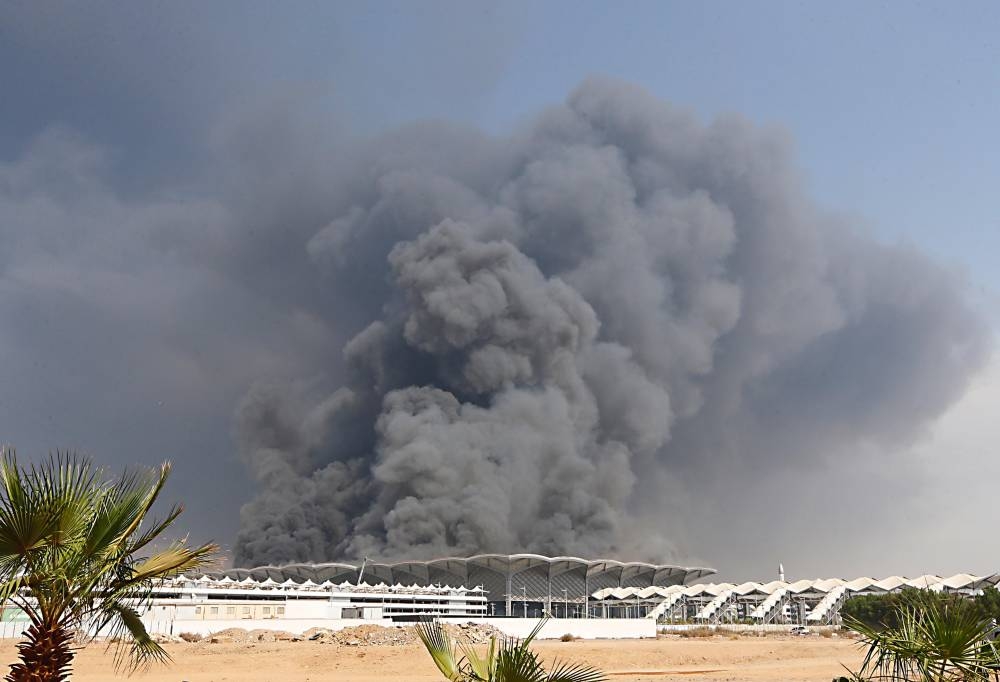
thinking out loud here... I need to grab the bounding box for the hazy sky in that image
[1,1,997,581]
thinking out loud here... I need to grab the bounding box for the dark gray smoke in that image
[233,78,990,566]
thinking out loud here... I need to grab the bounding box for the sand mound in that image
[205,628,302,644]
[442,622,506,645]
[305,624,417,646]
[305,622,505,647]
[190,622,505,647]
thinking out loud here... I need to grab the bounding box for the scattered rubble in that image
[185,622,506,647]
[150,633,186,644]
[444,622,505,645]
[305,625,416,646]
[204,628,302,644]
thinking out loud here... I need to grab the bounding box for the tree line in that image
[842,586,1000,630]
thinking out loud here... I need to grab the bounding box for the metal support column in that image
[506,572,512,617]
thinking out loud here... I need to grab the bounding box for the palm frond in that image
[459,635,495,681]
[521,617,548,647]
[127,541,218,584]
[0,451,75,563]
[846,593,1000,681]
[0,574,28,605]
[80,476,151,559]
[415,621,464,681]
[493,643,547,682]
[545,661,607,682]
[418,618,608,682]
[0,448,28,511]
[0,450,217,679]
[124,504,185,555]
[100,599,170,672]
[109,462,171,547]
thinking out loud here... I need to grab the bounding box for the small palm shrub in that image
[0,449,217,681]
[416,618,606,682]
[842,590,1000,681]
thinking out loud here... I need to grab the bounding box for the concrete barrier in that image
[0,615,662,641]
[657,623,839,634]
[148,616,657,640]
[145,617,400,637]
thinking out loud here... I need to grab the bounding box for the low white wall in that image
[450,618,656,640]
[152,617,655,640]
[146,617,401,637]
[658,623,838,634]
[0,621,28,640]
[2,617,408,640]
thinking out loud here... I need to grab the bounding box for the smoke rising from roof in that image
[232,78,990,567]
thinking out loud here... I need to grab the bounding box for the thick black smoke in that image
[233,78,990,566]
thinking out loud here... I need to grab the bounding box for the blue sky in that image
[370,0,999,293]
[255,1,1000,292]
[3,1,997,289]
[493,2,999,290]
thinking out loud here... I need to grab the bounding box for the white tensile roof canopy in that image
[593,573,1000,601]
[203,554,717,602]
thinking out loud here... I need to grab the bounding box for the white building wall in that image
[284,601,338,619]
[145,616,656,639]
[145,617,401,637]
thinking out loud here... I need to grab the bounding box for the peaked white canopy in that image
[595,574,997,603]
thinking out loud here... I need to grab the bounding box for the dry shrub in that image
[679,627,714,638]
[559,633,577,642]
[178,632,202,643]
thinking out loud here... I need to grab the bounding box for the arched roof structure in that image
[207,554,715,603]
[596,573,1000,603]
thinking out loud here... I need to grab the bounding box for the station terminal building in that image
[203,554,716,618]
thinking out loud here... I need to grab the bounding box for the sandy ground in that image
[0,634,864,681]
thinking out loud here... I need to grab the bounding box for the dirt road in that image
[0,633,863,682]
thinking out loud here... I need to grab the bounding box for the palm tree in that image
[415,617,606,682]
[0,448,217,682]
[843,590,1000,681]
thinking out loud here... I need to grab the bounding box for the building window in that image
[276,607,285,615]
[226,607,236,616]
[263,607,270,614]
[195,606,202,615]
[210,606,218,615]
[242,606,251,615]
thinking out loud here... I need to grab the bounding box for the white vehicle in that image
[790,625,811,636]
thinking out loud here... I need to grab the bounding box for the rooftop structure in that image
[0,575,491,640]
[144,574,487,625]
[606,573,1000,625]
[207,555,716,617]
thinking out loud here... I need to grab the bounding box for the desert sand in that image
[0,633,864,682]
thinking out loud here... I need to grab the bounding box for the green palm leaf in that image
[846,591,1000,681]
[545,661,608,682]
[416,618,606,682]
[459,636,496,680]
[416,620,464,681]
[0,447,219,681]
[99,600,170,673]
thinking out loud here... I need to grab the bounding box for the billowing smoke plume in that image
[233,78,990,566]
